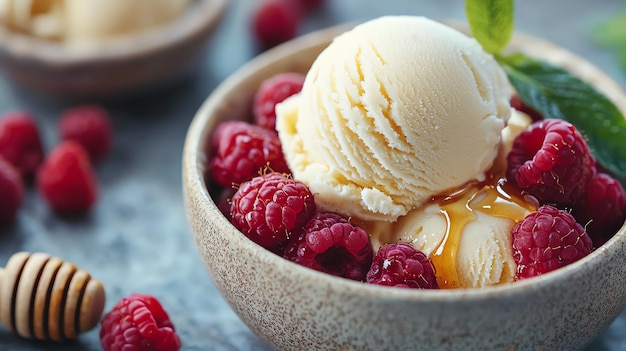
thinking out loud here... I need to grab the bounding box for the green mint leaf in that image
[465,0,514,54]
[500,52,626,185]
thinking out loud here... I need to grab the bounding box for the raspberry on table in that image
[0,111,44,178]
[230,172,316,253]
[59,104,113,163]
[506,119,596,208]
[573,173,626,247]
[283,212,373,281]
[252,0,301,49]
[100,293,181,351]
[37,141,98,214]
[366,243,439,289]
[0,156,23,224]
[210,120,290,188]
[512,205,593,280]
[253,73,305,130]
[297,0,325,11]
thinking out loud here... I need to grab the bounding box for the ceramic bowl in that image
[182,23,626,351]
[0,0,227,98]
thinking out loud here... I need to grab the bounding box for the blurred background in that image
[0,0,624,350]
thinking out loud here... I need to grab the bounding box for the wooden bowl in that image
[0,0,227,98]
[183,22,626,351]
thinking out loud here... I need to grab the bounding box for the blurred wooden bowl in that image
[0,0,227,99]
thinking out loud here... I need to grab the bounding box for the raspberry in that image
[253,73,305,130]
[0,111,44,178]
[366,243,439,289]
[100,293,181,351]
[210,121,289,188]
[506,119,596,208]
[230,172,316,253]
[59,104,113,163]
[509,95,543,123]
[573,173,626,247]
[0,157,23,224]
[512,205,593,280]
[297,0,325,11]
[38,141,98,214]
[283,212,373,281]
[252,0,301,49]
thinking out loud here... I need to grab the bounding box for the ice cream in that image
[358,178,536,288]
[275,16,538,288]
[491,109,533,176]
[0,0,189,41]
[63,0,189,42]
[355,109,535,288]
[276,16,512,222]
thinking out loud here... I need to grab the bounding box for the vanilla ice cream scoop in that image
[0,0,189,40]
[277,16,511,222]
[63,0,189,42]
[358,179,536,288]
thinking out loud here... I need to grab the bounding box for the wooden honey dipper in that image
[0,252,106,341]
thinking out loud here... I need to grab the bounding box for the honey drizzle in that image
[430,189,477,289]
[429,177,533,289]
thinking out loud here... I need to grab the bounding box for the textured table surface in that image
[0,0,624,350]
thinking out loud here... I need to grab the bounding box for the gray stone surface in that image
[0,0,624,350]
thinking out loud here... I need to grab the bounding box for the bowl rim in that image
[0,0,228,65]
[183,20,626,303]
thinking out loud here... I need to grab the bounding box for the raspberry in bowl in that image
[183,18,626,351]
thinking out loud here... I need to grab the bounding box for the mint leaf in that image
[500,53,626,184]
[465,0,514,54]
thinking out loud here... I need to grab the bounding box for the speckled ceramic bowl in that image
[182,23,626,351]
[0,0,227,98]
